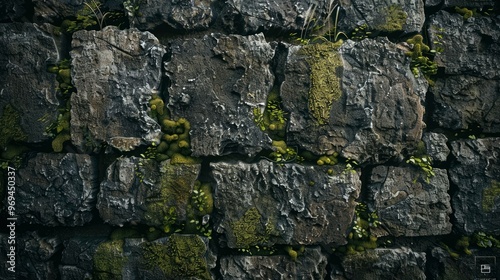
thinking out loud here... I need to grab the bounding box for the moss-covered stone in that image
[93,240,127,280]
[482,180,500,212]
[375,5,407,32]
[0,104,27,148]
[231,207,274,249]
[142,234,211,280]
[299,41,343,125]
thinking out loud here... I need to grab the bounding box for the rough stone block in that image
[368,166,452,237]
[211,161,361,248]
[70,26,165,152]
[17,153,99,226]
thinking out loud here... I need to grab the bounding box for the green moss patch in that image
[231,207,277,249]
[299,41,343,125]
[375,5,407,32]
[482,180,500,212]
[142,234,211,280]
[93,240,127,280]
[0,104,27,148]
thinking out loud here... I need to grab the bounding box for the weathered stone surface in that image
[368,166,452,237]
[70,26,164,152]
[428,11,500,78]
[0,23,60,145]
[165,33,274,157]
[17,231,62,280]
[281,38,427,164]
[221,0,338,34]
[431,76,500,133]
[423,132,450,163]
[450,138,500,235]
[17,153,99,226]
[130,0,214,30]
[211,161,361,248]
[220,247,328,279]
[98,158,200,227]
[339,0,425,34]
[424,0,442,7]
[339,247,426,280]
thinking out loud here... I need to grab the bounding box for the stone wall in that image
[0,0,499,279]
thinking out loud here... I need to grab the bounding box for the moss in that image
[142,234,211,280]
[284,246,298,261]
[231,207,275,249]
[110,228,141,240]
[0,104,27,148]
[482,180,500,212]
[170,153,201,165]
[52,132,71,152]
[192,181,214,216]
[405,34,438,79]
[1,144,28,160]
[268,140,303,163]
[149,95,165,116]
[455,236,471,255]
[299,41,343,125]
[252,87,287,139]
[455,7,474,20]
[93,240,127,280]
[375,5,407,32]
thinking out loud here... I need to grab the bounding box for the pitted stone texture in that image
[423,132,450,163]
[17,153,99,226]
[0,23,60,145]
[220,247,328,279]
[368,166,452,237]
[70,26,164,152]
[211,161,361,248]
[98,158,200,227]
[17,231,62,280]
[281,38,427,164]
[221,0,339,34]
[32,0,83,24]
[339,0,425,34]
[340,247,426,280]
[450,138,500,235]
[431,76,500,133]
[130,0,214,30]
[428,11,500,78]
[165,33,274,157]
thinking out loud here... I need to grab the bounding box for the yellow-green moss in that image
[231,207,275,249]
[93,240,127,280]
[0,104,27,148]
[455,7,474,20]
[142,234,211,280]
[300,41,343,125]
[482,180,500,212]
[52,132,71,152]
[375,5,407,32]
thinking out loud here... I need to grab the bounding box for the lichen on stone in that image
[93,240,127,280]
[482,180,500,212]
[142,234,211,280]
[374,5,407,32]
[0,104,27,147]
[231,207,276,249]
[299,41,343,125]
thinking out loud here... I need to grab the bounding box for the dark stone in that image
[17,231,62,280]
[281,38,427,164]
[98,158,201,227]
[220,247,328,279]
[16,153,99,226]
[129,0,214,30]
[428,10,500,78]
[0,23,61,145]
[340,247,426,280]
[423,132,450,163]
[368,166,452,237]
[0,0,26,22]
[339,0,425,34]
[211,161,361,248]
[165,33,274,157]
[450,138,500,235]
[70,26,165,152]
